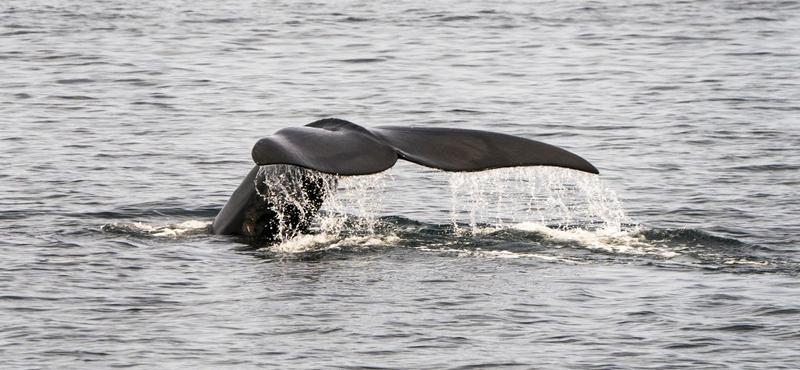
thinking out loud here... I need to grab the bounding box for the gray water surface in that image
[2,1,799,369]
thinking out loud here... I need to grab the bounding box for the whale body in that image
[212,118,599,238]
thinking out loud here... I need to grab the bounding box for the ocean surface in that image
[2,0,799,368]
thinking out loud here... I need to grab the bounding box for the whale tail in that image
[251,118,599,175]
[215,118,599,237]
[371,125,599,174]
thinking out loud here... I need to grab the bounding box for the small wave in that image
[101,220,211,238]
[510,222,670,256]
[55,78,95,84]
[416,246,548,261]
[2,30,48,37]
[267,233,401,254]
[245,231,402,262]
[738,17,781,22]
[50,95,96,100]
[439,15,481,22]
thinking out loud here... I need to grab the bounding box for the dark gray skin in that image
[211,165,327,238]
[212,118,599,238]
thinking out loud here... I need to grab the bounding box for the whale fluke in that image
[215,118,599,237]
[252,118,599,175]
[371,126,599,174]
[251,119,398,176]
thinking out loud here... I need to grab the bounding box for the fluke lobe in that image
[212,118,599,238]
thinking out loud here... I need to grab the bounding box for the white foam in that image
[510,222,677,257]
[267,232,400,254]
[723,259,769,266]
[414,245,591,263]
[102,220,211,238]
[263,166,660,258]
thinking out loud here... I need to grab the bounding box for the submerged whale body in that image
[212,118,599,238]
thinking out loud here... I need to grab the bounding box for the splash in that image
[256,165,391,252]
[315,171,391,236]
[267,165,634,255]
[447,167,629,234]
[105,165,636,257]
[253,164,336,240]
[252,165,391,241]
[99,166,783,271]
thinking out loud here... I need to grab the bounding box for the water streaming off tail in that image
[254,164,336,241]
[316,171,390,236]
[102,165,763,266]
[103,165,630,256]
[257,165,391,252]
[447,167,629,233]
[255,165,390,238]
[265,165,632,253]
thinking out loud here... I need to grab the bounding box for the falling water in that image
[258,165,631,253]
[260,165,393,252]
[316,171,391,236]
[102,165,629,254]
[253,164,335,241]
[447,167,629,233]
[252,164,392,239]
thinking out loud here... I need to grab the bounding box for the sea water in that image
[2,0,799,368]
